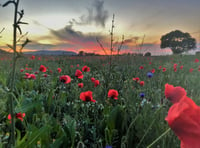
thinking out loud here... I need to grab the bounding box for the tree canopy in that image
[160,30,196,54]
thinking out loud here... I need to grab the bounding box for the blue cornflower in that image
[147,72,153,78]
[105,146,112,148]
[140,92,145,98]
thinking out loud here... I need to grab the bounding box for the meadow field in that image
[0,54,200,148]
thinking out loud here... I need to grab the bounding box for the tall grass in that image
[0,54,199,147]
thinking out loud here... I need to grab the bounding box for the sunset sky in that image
[1,0,200,55]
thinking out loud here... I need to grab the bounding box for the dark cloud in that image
[69,0,109,28]
[50,24,105,43]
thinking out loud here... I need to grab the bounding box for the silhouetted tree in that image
[144,52,151,56]
[78,51,84,56]
[160,30,196,54]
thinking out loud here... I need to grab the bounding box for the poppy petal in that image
[165,83,187,104]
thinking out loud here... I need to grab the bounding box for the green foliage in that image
[0,54,200,147]
[160,30,196,54]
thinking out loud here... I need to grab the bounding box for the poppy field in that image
[0,54,200,148]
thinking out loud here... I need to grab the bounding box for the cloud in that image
[50,24,105,43]
[46,24,111,53]
[69,0,109,28]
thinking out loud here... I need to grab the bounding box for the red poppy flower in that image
[108,89,119,100]
[78,83,84,88]
[8,112,25,122]
[139,66,144,69]
[133,77,140,82]
[139,81,144,86]
[151,69,155,73]
[77,64,79,67]
[91,77,95,82]
[165,84,200,148]
[43,74,48,77]
[159,66,162,69]
[194,58,199,63]
[24,73,36,80]
[29,74,36,79]
[174,68,177,72]
[59,75,71,84]
[15,112,26,121]
[165,83,186,104]
[82,66,90,72]
[30,55,35,60]
[20,69,24,72]
[94,80,100,87]
[162,67,166,72]
[180,65,183,70]
[189,68,193,73]
[75,69,84,79]
[57,68,62,73]
[80,91,96,102]
[39,65,47,72]
[173,63,177,68]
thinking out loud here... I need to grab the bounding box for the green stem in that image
[136,106,163,148]
[147,128,171,148]
[9,0,19,147]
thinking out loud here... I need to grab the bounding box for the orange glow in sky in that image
[1,0,200,55]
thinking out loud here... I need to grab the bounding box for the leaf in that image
[50,136,64,148]
[63,115,76,147]
[15,101,41,113]
[17,125,50,148]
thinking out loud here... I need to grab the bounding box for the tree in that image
[160,30,196,54]
[144,52,151,56]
